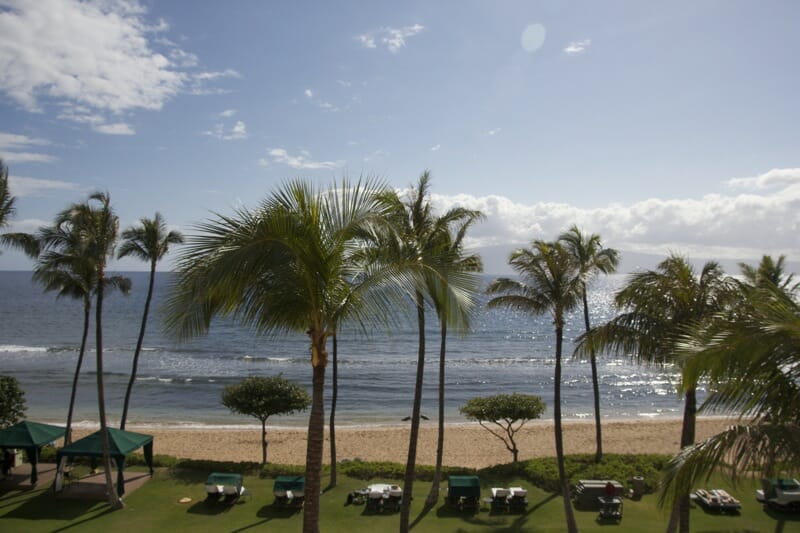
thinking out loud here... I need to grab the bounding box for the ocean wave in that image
[0,344,48,352]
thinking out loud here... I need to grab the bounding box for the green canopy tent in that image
[55,427,153,496]
[0,421,65,484]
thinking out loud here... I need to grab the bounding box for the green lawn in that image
[1,467,797,532]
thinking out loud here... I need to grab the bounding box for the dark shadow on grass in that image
[3,490,101,521]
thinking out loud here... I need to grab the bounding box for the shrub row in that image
[36,445,668,494]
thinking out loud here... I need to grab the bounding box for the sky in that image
[0,0,798,274]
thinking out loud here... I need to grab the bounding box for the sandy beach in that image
[71,417,732,469]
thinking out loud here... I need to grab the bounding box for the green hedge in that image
[522,454,669,494]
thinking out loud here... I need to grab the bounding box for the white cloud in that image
[0,0,238,133]
[203,120,247,141]
[487,128,501,136]
[430,144,441,151]
[302,88,339,111]
[336,80,351,88]
[357,24,425,53]
[267,148,344,170]
[0,132,54,163]
[8,175,78,196]
[219,109,237,118]
[428,168,800,261]
[94,122,135,135]
[726,167,800,189]
[564,39,591,55]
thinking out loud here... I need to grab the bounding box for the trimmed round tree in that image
[0,375,26,429]
[222,376,311,464]
[460,393,545,463]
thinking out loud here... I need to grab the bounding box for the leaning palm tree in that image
[661,281,800,511]
[487,240,582,533]
[67,192,127,509]
[0,158,14,230]
[118,213,183,430]
[378,172,483,532]
[559,225,618,462]
[577,255,732,533]
[165,178,400,533]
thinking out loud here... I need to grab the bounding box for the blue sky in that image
[1,0,798,274]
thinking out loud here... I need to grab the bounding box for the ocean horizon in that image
[0,270,697,428]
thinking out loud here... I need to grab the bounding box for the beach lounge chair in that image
[694,488,741,513]
[384,485,402,512]
[490,488,510,512]
[757,478,800,511]
[204,483,222,504]
[446,475,482,512]
[598,496,623,522]
[273,475,305,507]
[223,483,243,505]
[508,486,528,512]
[366,487,384,512]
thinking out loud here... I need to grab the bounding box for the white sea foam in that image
[0,344,47,352]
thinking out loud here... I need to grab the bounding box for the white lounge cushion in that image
[492,488,510,498]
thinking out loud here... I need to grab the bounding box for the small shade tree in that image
[222,376,311,464]
[460,393,545,463]
[0,375,26,429]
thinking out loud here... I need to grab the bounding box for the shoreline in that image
[68,417,734,469]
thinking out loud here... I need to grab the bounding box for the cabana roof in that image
[0,420,65,449]
[57,427,152,458]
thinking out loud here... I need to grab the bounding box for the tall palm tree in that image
[0,159,14,231]
[425,211,483,506]
[660,279,800,509]
[379,172,483,532]
[578,255,731,533]
[559,225,618,463]
[487,240,582,533]
[2,212,129,453]
[118,213,183,430]
[66,192,127,509]
[165,178,400,533]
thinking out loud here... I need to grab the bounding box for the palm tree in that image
[117,213,183,430]
[379,172,483,532]
[487,240,582,533]
[0,158,14,231]
[578,255,731,533]
[661,280,800,511]
[165,178,399,533]
[425,211,483,506]
[66,192,127,509]
[738,254,797,295]
[2,212,129,453]
[559,225,618,462]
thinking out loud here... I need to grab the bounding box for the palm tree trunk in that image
[120,261,156,430]
[582,290,603,463]
[261,418,268,464]
[426,319,446,505]
[554,325,578,533]
[64,297,90,447]
[400,292,426,533]
[96,277,124,509]
[666,387,697,533]
[303,337,327,533]
[678,387,696,533]
[328,333,338,488]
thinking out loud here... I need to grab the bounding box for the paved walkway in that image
[0,462,152,499]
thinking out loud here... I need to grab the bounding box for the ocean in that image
[0,271,694,429]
